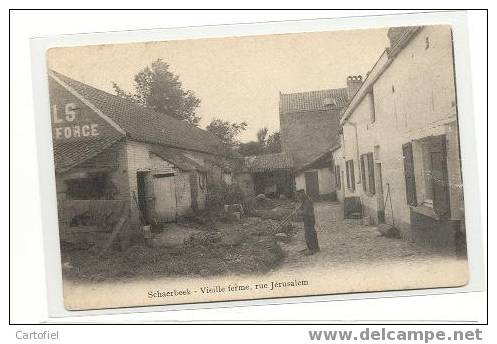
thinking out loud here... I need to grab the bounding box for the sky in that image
[48,28,390,142]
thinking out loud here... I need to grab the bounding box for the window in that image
[360,153,376,195]
[65,171,117,200]
[154,173,175,178]
[418,136,449,214]
[345,160,355,191]
[403,135,450,217]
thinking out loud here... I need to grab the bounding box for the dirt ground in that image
[61,205,294,282]
[61,200,462,284]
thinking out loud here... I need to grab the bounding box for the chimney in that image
[347,75,363,100]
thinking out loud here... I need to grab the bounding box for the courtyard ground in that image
[277,201,453,273]
[62,200,461,282]
[62,200,468,310]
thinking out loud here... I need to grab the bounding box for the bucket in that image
[142,225,152,239]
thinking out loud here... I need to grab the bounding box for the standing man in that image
[296,189,320,255]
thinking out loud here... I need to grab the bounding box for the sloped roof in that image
[53,136,124,172]
[279,88,349,114]
[295,149,334,173]
[150,145,207,172]
[50,71,224,155]
[236,152,293,173]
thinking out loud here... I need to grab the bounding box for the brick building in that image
[49,71,229,239]
[337,25,465,250]
[279,79,361,200]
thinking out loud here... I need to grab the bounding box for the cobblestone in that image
[278,201,455,272]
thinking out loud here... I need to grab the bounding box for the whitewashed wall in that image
[341,25,461,235]
[295,167,335,196]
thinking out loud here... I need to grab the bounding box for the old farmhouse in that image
[334,25,465,249]
[49,71,230,241]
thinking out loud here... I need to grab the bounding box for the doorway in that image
[304,171,320,200]
[152,173,177,222]
[136,171,154,224]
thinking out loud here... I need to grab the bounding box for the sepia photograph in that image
[45,24,469,310]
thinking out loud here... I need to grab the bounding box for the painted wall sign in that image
[52,103,100,140]
[49,78,122,142]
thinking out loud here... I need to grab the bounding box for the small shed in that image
[294,148,337,201]
[233,152,294,199]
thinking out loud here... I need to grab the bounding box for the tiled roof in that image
[150,145,207,172]
[295,149,334,173]
[279,88,349,114]
[53,136,123,172]
[50,71,224,155]
[236,152,293,173]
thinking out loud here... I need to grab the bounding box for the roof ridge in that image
[50,70,187,126]
[48,70,223,155]
[49,71,127,136]
[280,87,348,96]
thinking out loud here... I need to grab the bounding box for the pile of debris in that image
[61,212,288,282]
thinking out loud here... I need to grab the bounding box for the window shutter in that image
[402,142,417,206]
[349,160,355,191]
[431,136,451,217]
[367,152,375,194]
[360,155,367,191]
[345,161,350,188]
[335,165,341,189]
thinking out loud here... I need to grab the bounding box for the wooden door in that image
[153,173,177,222]
[136,171,155,224]
[304,171,320,200]
[375,163,385,223]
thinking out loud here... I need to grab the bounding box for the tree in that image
[206,118,247,147]
[237,128,282,156]
[112,59,201,126]
[265,131,282,154]
[256,127,268,145]
[238,141,265,156]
